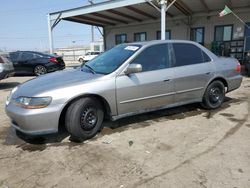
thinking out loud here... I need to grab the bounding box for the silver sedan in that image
[0,53,15,80]
[5,40,242,141]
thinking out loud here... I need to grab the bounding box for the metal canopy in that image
[48,0,250,53]
[49,0,250,27]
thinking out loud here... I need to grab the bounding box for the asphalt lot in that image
[0,75,250,188]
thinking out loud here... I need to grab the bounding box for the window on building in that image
[156,30,171,40]
[94,45,100,51]
[190,27,205,44]
[134,32,147,42]
[172,43,207,67]
[115,34,127,45]
[131,44,170,72]
[214,25,233,42]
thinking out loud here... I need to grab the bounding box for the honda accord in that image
[5,40,242,141]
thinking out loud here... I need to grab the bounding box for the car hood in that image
[12,69,103,98]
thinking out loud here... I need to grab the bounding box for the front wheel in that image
[65,98,104,141]
[202,81,225,109]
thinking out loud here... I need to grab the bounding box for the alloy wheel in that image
[34,65,47,76]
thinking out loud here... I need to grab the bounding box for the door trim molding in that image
[120,92,175,104]
[119,86,204,104]
[176,87,204,94]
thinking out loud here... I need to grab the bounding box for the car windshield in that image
[81,44,141,74]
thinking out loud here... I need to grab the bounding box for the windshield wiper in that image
[84,64,96,74]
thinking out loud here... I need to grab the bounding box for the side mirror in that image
[124,64,142,75]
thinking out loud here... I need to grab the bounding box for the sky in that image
[0,0,105,52]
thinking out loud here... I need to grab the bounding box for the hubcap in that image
[80,107,98,131]
[209,87,222,104]
[35,66,46,75]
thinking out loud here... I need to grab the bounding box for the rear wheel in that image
[202,81,225,109]
[65,98,104,141]
[79,58,84,64]
[246,63,250,76]
[34,65,47,76]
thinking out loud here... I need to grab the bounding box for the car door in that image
[16,52,36,74]
[9,52,21,72]
[116,43,175,115]
[171,42,215,104]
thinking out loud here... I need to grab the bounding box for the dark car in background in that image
[244,52,250,76]
[0,53,15,80]
[9,51,65,76]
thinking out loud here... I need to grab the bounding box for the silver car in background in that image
[5,40,242,141]
[0,53,15,80]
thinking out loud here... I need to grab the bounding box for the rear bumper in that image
[0,70,15,80]
[227,75,243,92]
[46,63,65,73]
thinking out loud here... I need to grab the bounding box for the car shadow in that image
[3,96,242,151]
[0,82,20,90]
[100,97,239,136]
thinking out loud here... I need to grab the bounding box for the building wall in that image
[90,41,104,52]
[104,11,250,50]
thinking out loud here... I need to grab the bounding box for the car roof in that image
[126,40,201,47]
[124,40,218,60]
[11,51,54,56]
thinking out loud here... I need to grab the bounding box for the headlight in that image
[13,97,52,109]
[6,86,18,106]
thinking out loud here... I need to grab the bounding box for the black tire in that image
[202,81,225,109]
[65,97,104,141]
[34,65,47,76]
[246,63,250,77]
[79,58,84,64]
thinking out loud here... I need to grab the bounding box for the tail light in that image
[236,61,241,73]
[49,57,58,63]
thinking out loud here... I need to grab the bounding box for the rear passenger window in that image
[173,43,205,67]
[202,51,211,62]
[131,44,170,72]
[20,52,34,61]
[33,54,42,59]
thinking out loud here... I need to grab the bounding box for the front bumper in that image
[5,102,64,135]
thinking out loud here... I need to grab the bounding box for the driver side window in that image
[131,44,170,72]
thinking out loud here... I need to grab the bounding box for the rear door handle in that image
[205,72,211,75]
[163,79,171,82]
